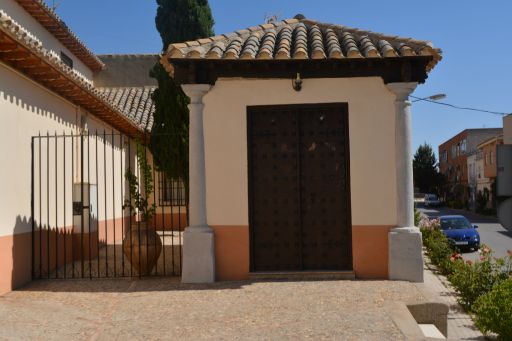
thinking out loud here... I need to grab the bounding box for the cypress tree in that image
[413,143,443,193]
[149,0,214,202]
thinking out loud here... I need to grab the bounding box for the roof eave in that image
[165,55,434,86]
[0,25,142,137]
[14,0,105,72]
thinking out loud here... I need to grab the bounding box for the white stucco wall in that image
[202,77,398,227]
[1,0,94,81]
[0,62,125,238]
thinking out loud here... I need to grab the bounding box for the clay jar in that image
[123,222,162,275]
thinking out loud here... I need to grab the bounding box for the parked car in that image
[439,215,480,251]
[424,193,441,207]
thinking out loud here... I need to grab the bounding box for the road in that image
[417,205,512,261]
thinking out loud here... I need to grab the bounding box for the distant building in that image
[439,128,502,203]
[504,114,512,145]
[477,135,503,207]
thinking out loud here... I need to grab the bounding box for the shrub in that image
[414,208,421,227]
[448,246,510,310]
[473,279,512,340]
[419,218,457,275]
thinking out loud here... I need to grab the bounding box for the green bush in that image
[419,217,457,275]
[424,229,454,273]
[448,246,510,310]
[473,279,512,340]
[414,209,421,227]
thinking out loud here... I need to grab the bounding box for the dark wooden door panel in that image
[248,104,352,272]
[299,106,351,270]
[249,108,301,271]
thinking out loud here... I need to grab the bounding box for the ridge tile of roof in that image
[14,0,104,72]
[164,18,442,72]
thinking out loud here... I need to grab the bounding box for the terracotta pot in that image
[122,222,162,275]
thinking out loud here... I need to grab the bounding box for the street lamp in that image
[411,93,447,103]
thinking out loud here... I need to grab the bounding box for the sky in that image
[51,0,512,157]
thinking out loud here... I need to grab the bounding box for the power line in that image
[410,95,510,117]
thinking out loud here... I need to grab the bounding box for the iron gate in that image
[31,131,186,279]
[247,103,352,271]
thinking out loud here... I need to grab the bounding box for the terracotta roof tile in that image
[0,10,146,135]
[97,87,156,131]
[164,18,442,71]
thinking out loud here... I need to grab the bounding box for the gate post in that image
[181,84,215,283]
[386,82,424,283]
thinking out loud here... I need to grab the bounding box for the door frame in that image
[246,103,353,272]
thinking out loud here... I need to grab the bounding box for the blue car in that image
[439,215,480,251]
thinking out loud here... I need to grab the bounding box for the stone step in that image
[249,270,355,281]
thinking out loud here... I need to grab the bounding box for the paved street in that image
[418,205,512,260]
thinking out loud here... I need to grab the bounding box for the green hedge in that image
[473,279,512,340]
[449,248,509,310]
[419,217,512,338]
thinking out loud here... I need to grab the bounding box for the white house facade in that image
[162,18,442,283]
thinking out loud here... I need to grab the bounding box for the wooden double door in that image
[248,103,352,272]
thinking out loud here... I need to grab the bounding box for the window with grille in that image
[158,173,186,206]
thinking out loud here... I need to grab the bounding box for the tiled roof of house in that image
[98,87,156,132]
[0,10,143,136]
[164,18,442,71]
[14,0,104,72]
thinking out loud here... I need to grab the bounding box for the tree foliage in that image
[155,0,214,49]
[413,143,444,193]
[124,140,156,221]
[149,0,214,199]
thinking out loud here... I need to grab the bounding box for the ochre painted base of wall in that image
[210,225,391,281]
[149,213,188,231]
[0,231,31,296]
[1,217,130,296]
[210,225,249,281]
[352,225,393,279]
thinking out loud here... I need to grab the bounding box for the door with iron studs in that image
[248,103,352,272]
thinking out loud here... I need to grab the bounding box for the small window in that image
[158,173,186,206]
[60,51,73,69]
[461,139,467,154]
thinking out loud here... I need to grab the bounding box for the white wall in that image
[1,0,94,81]
[0,62,125,238]
[202,77,398,227]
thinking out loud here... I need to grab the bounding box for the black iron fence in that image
[31,131,187,279]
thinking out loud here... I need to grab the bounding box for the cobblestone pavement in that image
[0,277,429,341]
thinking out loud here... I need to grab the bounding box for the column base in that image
[389,227,424,283]
[181,226,215,283]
